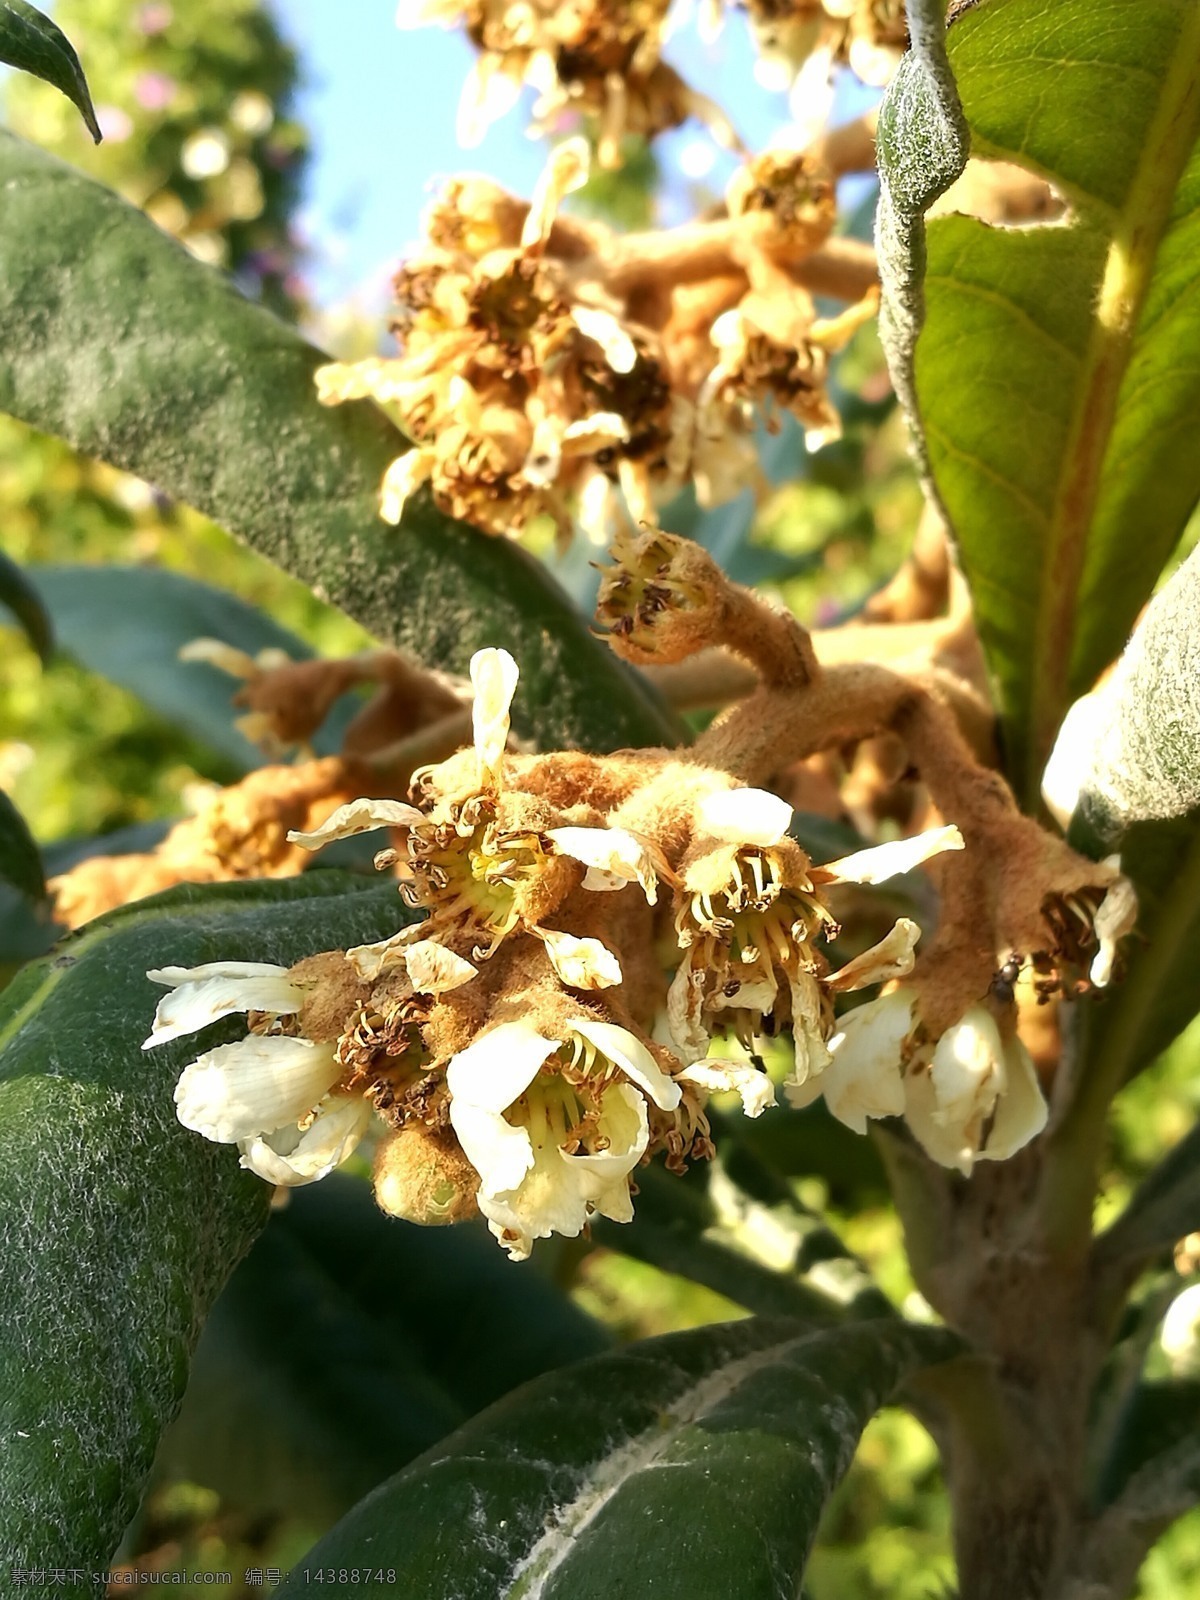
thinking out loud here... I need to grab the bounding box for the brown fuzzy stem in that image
[591,222,877,304]
[365,708,471,783]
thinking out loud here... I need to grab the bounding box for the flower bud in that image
[373,1124,481,1226]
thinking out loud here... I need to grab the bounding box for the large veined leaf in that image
[30,564,364,771]
[0,873,407,1585]
[0,133,678,755]
[275,1317,957,1599]
[156,1175,610,1527]
[878,0,1200,799]
[0,0,100,142]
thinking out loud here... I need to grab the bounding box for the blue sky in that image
[271,2,816,307]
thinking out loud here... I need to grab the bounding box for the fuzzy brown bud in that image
[373,1124,480,1226]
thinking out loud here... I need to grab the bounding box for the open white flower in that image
[144,961,369,1188]
[446,1016,679,1259]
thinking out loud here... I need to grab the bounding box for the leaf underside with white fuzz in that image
[0,132,680,756]
[0,0,100,142]
[878,0,1200,800]
[275,1317,957,1600]
[0,873,406,1586]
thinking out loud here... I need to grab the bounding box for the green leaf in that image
[0,872,407,1578]
[275,1317,958,1599]
[0,0,101,144]
[0,789,45,903]
[1093,1379,1200,1512]
[1075,810,1200,1093]
[30,564,362,772]
[1072,543,1200,837]
[879,0,1200,799]
[1095,1115,1200,1276]
[0,133,679,756]
[159,1175,609,1524]
[1077,1379,1200,1596]
[597,1128,893,1327]
[0,548,52,662]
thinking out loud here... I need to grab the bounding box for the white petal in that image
[828,918,921,992]
[287,797,425,850]
[696,787,793,848]
[450,1098,535,1197]
[546,825,659,904]
[538,928,622,990]
[822,825,965,885]
[679,1059,776,1118]
[144,972,303,1048]
[404,938,479,994]
[446,1020,559,1113]
[177,638,257,677]
[345,930,412,982]
[174,1035,341,1145]
[238,1093,371,1186]
[979,1036,1047,1162]
[929,1007,1004,1132]
[666,958,712,1064]
[380,450,433,524]
[523,136,590,249]
[571,307,638,375]
[1090,871,1137,988]
[569,1081,649,1197]
[569,1016,681,1110]
[148,961,291,987]
[786,990,912,1129]
[470,647,520,781]
[904,1065,976,1175]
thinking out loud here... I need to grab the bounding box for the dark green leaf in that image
[0,789,45,903]
[0,133,679,755]
[279,1174,609,1416]
[0,881,59,970]
[30,564,362,772]
[1094,1379,1200,1515]
[1078,1379,1200,1596]
[41,818,174,876]
[1075,809,1200,1092]
[0,547,52,662]
[1095,1113,1200,1275]
[162,1176,609,1529]
[879,0,1200,799]
[0,872,406,1581]
[154,1192,468,1527]
[276,1317,957,1600]
[0,0,100,143]
[597,1146,893,1327]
